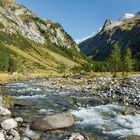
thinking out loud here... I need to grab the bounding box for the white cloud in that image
[75,28,102,44]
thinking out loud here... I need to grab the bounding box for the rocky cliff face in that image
[0,1,84,73]
[0,2,79,49]
[101,19,122,31]
[79,12,140,62]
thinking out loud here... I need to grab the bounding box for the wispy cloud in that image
[75,28,102,44]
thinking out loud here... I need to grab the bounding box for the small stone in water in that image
[24,126,40,140]
[38,109,48,114]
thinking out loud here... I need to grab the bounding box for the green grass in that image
[1,40,80,73]
[0,22,4,28]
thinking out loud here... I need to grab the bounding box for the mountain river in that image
[3,78,140,140]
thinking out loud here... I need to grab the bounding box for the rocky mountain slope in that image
[0,0,85,74]
[79,12,140,67]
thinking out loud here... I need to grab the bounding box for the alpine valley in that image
[0,1,140,140]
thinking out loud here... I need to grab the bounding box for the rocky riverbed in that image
[35,74,140,107]
[1,74,140,140]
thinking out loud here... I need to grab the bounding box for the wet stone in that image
[32,112,75,131]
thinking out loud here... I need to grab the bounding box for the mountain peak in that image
[101,13,136,31]
[119,13,135,21]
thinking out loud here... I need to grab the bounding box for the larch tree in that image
[122,48,134,75]
[108,43,122,77]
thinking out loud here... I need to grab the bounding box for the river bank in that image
[0,73,29,84]
[1,72,139,84]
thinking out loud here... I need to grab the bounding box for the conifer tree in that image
[108,43,121,77]
[122,48,133,75]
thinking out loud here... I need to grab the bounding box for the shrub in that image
[81,63,93,72]
[71,66,82,74]
[8,57,17,72]
[0,87,14,108]
[3,95,14,108]
[0,45,17,72]
[57,63,67,73]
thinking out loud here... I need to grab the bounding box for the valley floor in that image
[0,71,140,83]
[0,71,60,84]
[0,73,28,84]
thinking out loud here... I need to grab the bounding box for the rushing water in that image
[3,78,140,140]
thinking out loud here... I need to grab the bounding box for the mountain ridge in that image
[0,1,86,73]
[79,11,140,70]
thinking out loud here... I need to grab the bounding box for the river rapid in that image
[3,77,140,140]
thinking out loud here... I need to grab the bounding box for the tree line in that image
[108,43,134,77]
[57,43,138,77]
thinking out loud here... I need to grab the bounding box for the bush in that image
[92,61,109,72]
[0,46,10,72]
[3,95,14,108]
[57,63,67,73]
[8,57,17,72]
[81,63,93,72]
[71,66,82,74]
[0,44,17,72]
[0,87,14,108]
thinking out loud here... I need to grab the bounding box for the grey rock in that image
[38,109,48,114]
[21,137,30,140]
[0,106,11,116]
[1,119,18,130]
[15,117,23,123]
[24,126,40,140]
[9,129,20,138]
[7,135,14,140]
[32,112,74,131]
[69,132,84,140]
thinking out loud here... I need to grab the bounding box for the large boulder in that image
[1,118,18,130]
[32,112,74,131]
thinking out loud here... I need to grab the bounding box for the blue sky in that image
[17,0,140,41]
